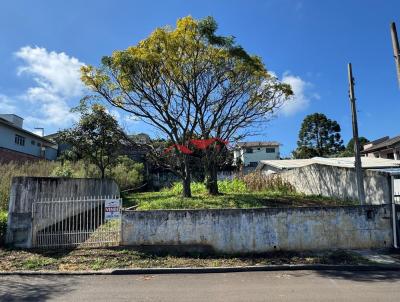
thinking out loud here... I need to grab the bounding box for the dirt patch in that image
[0,248,370,272]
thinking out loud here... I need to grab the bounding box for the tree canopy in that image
[59,104,127,178]
[81,16,292,196]
[293,113,344,159]
[337,137,370,157]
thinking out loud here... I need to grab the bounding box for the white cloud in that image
[14,46,85,126]
[279,72,319,116]
[0,94,16,113]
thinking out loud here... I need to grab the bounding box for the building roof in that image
[362,135,400,153]
[0,117,56,147]
[236,141,280,148]
[257,156,400,170]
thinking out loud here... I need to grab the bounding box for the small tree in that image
[293,113,344,159]
[59,104,127,178]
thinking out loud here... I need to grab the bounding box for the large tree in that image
[59,104,127,178]
[81,16,292,196]
[293,113,344,159]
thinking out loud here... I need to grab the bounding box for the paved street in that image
[1,270,400,301]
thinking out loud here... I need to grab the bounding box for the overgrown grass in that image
[0,157,143,212]
[0,211,7,246]
[0,247,370,271]
[124,179,355,210]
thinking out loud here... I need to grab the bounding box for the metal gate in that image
[391,175,400,248]
[32,196,122,248]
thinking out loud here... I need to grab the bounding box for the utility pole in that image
[348,63,365,205]
[391,22,400,88]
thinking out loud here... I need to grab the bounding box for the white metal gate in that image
[32,196,122,248]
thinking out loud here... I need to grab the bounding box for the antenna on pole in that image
[34,127,44,137]
[391,22,400,88]
[348,63,365,205]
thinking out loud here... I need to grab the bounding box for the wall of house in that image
[278,164,391,204]
[121,205,392,253]
[0,124,57,160]
[6,177,120,248]
[234,147,279,167]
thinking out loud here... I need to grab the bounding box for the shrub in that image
[50,163,74,177]
[165,179,248,195]
[166,182,207,195]
[242,172,295,193]
[110,156,144,191]
[218,179,247,193]
[0,211,7,246]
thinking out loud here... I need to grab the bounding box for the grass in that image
[123,180,356,210]
[0,247,370,271]
[0,211,7,246]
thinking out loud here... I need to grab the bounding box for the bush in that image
[242,172,295,193]
[110,156,144,191]
[50,163,74,177]
[0,211,7,246]
[166,179,248,195]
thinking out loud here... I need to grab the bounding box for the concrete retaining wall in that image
[277,164,391,204]
[6,177,119,248]
[121,205,393,253]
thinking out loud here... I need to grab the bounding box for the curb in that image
[1,264,400,276]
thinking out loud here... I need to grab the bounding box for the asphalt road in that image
[1,270,400,302]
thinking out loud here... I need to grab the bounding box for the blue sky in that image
[0,0,399,156]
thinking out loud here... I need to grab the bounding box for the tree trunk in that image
[181,157,192,197]
[204,161,219,195]
[100,167,105,179]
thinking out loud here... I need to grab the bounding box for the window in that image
[37,142,41,147]
[15,134,25,146]
[245,148,253,153]
[31,140,35,145]
[265,148,275,153]
[249,162,258,167]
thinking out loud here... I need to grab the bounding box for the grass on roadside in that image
[0,247,370,272]
[124,180,356,210]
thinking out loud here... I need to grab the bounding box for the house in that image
[362,135,400,160]
[0,114,58,162]
[233,141,280,167]
[256,156,400,204]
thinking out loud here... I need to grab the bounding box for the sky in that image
[0,0,399,156]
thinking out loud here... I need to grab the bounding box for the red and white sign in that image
[105,199,121,221]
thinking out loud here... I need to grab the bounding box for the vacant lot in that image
[124,180,355,210]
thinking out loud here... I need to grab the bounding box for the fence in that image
[31,196,121,248]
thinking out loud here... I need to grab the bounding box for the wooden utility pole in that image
[391,22,400,88]
[348,63,365,205]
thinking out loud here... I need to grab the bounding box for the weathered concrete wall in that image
[277,164,391,204]
[121,205,392,253]
[6,177,119,248]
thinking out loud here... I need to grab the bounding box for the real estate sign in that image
[105,199,121,221]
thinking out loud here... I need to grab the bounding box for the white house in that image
[233,141,280,167]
